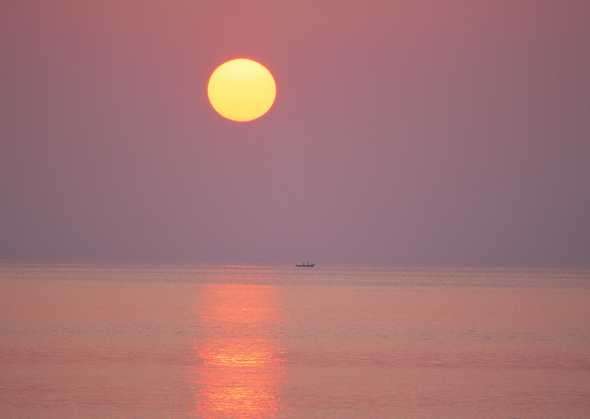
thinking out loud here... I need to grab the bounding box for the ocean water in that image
[1,265,589,418]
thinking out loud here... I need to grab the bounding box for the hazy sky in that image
[2,0,589,265]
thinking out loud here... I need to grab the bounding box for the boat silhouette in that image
[295,261,315,268]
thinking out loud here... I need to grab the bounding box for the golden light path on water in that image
[193,284,282,418]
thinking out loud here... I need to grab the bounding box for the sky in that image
[1,0,589,265]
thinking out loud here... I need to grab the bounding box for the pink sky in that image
[2,0,589,265]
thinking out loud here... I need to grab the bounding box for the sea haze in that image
[1,265,589,418]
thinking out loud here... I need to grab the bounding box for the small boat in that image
[296,261,315,268]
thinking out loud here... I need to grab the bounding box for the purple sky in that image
[2,0,589,265]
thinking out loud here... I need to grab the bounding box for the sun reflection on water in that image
[193,284,282,419]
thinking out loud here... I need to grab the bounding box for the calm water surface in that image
[1,265,589,418]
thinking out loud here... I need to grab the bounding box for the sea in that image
[1,264,589,419]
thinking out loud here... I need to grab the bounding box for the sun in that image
[207,58,277,122]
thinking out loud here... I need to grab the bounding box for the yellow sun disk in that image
[207,59,277,122]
